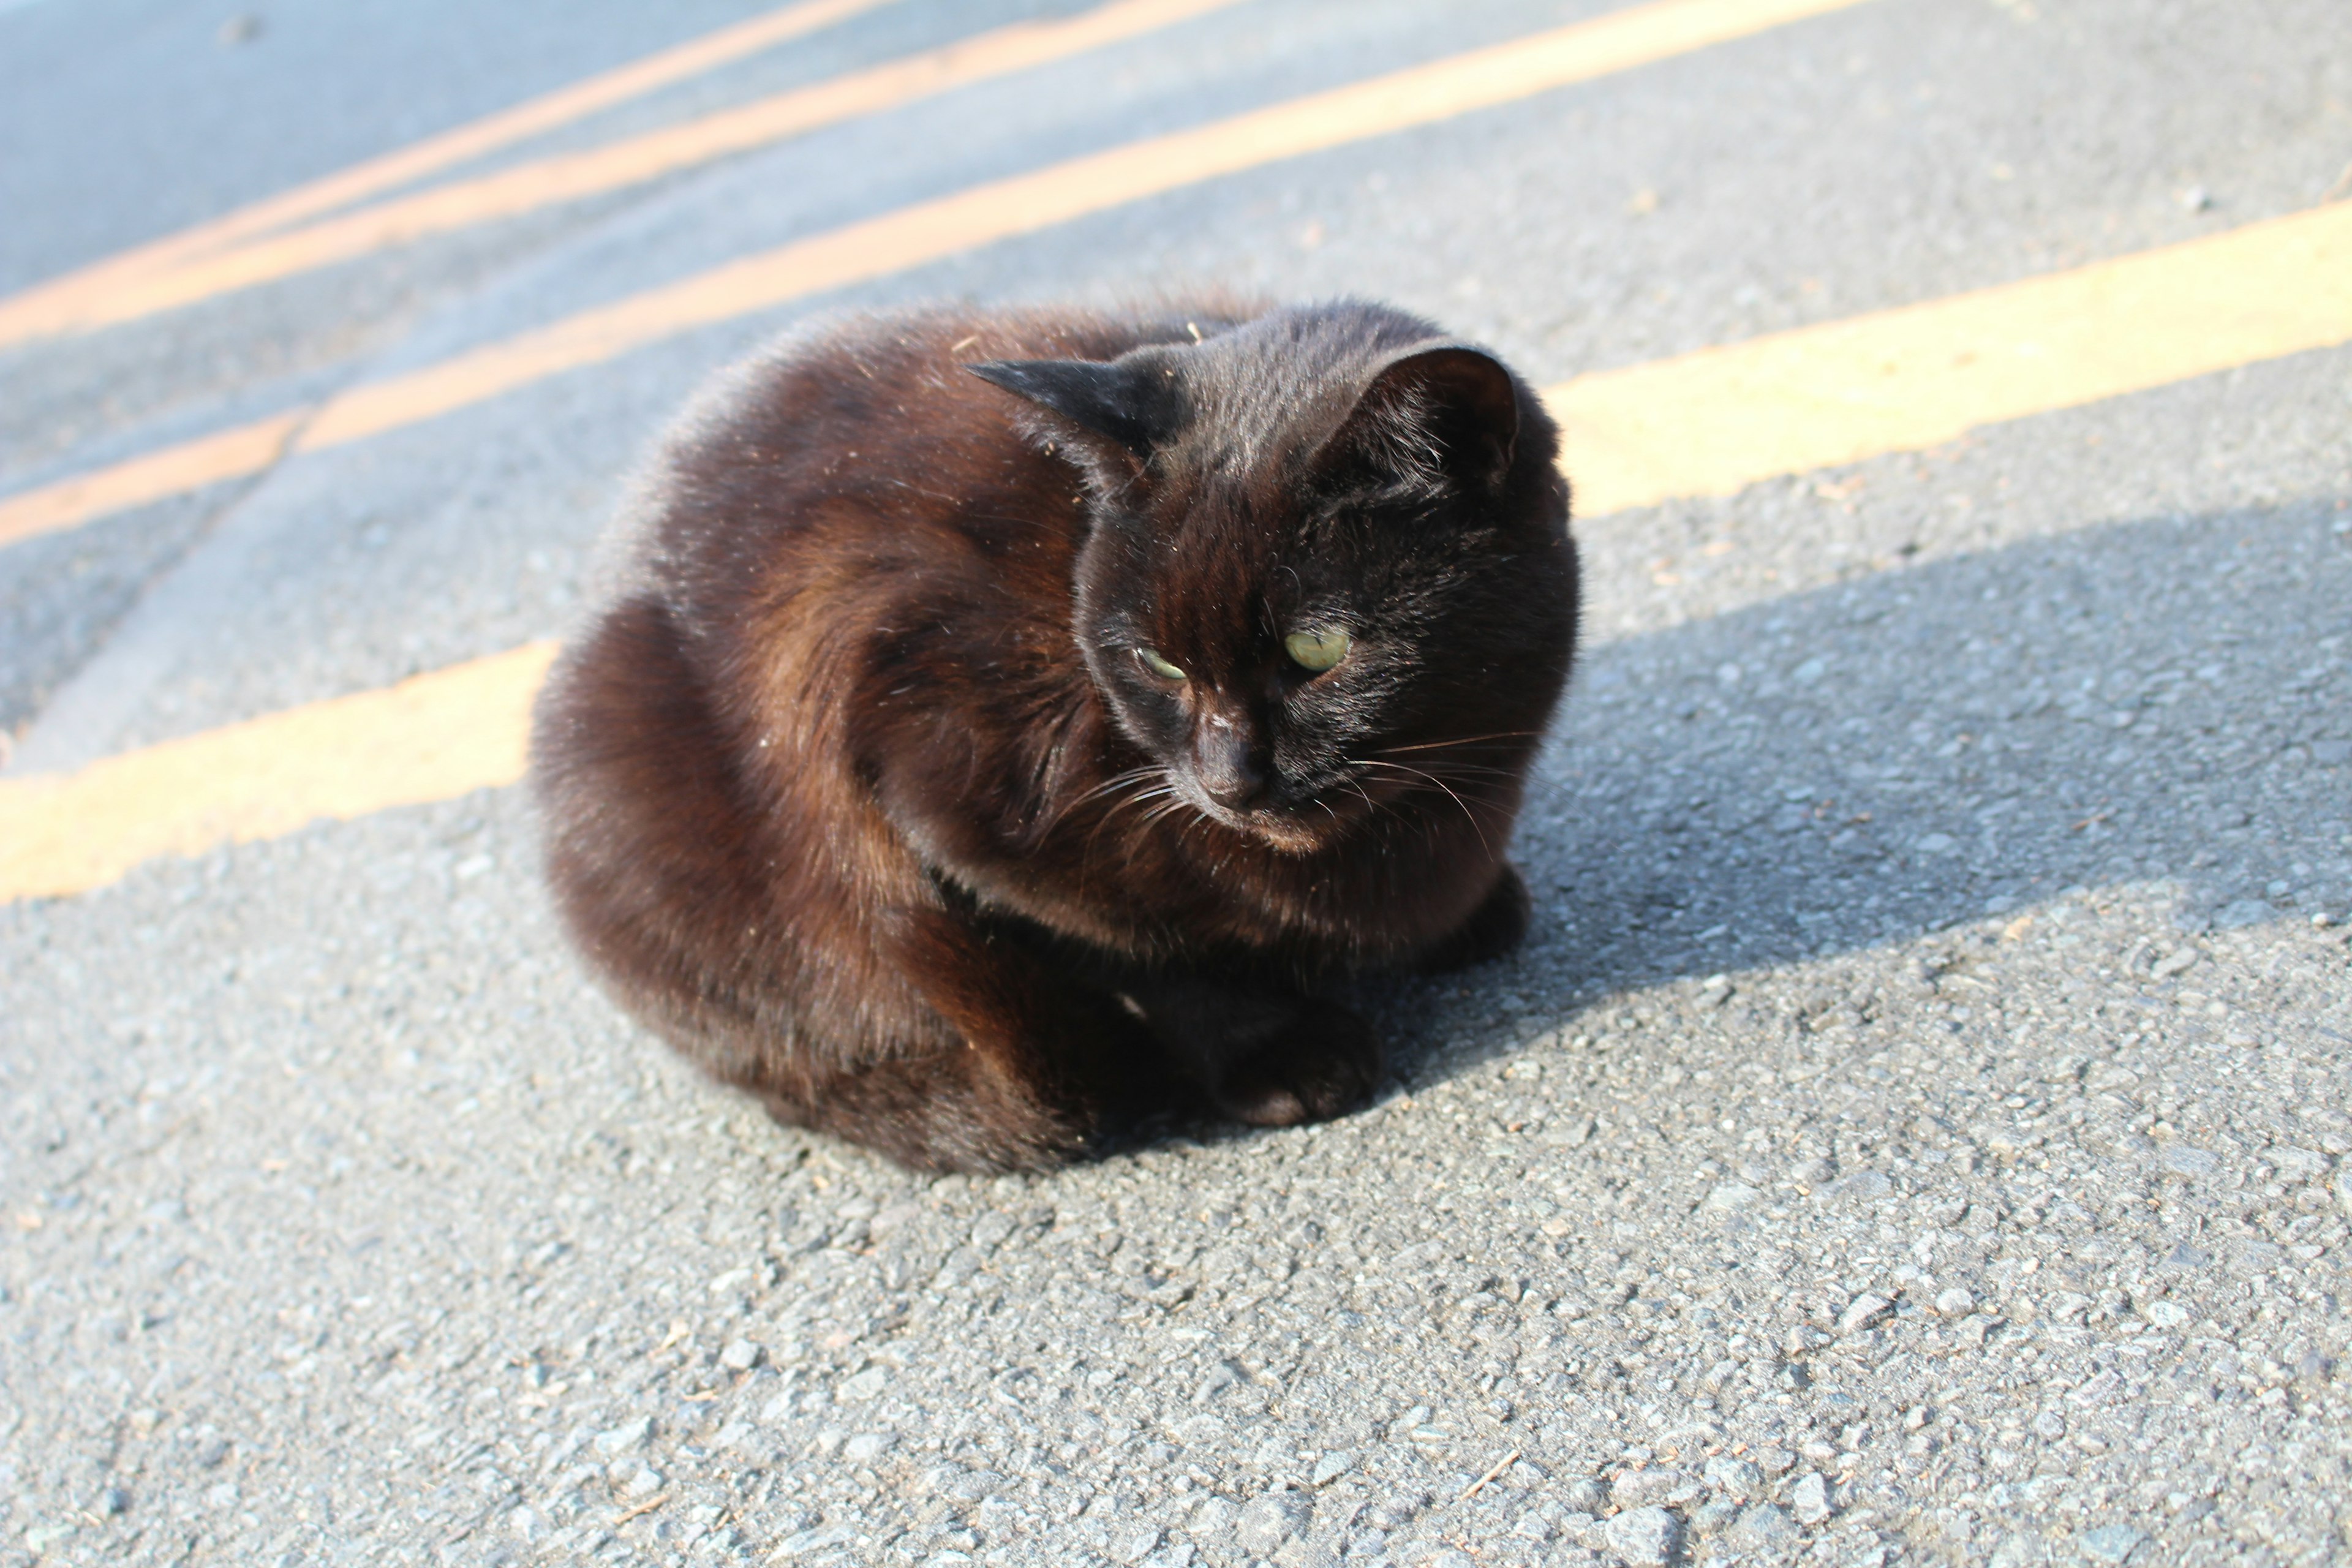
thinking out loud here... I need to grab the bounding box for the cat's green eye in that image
[1283,625,1352,673]
[1137,648,1187,681]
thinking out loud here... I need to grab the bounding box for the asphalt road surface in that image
[4,1,2351,1565]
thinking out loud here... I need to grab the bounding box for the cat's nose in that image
[1193,715,1267,809]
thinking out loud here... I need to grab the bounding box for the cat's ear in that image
[1325,345,1520,493]
[967,355,1183,469]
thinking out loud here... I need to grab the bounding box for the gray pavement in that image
[3,0,2350,1564]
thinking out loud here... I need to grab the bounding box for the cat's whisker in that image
[1364,756,1537,791]
[1352,758,1504,791]
[1373,730,1543,755]
[1112,790,1178,834]
[1131,794,1210,850]
[1079,778,1180,866]
[1170,808,1215,859]
[1358,754,1574,813]
[1135,801,1188,832]
[1379,763,1522,785]
[1348,758,1496,859]
[1044,764,1167,834]
[1359,746,1567,806]
[1354,760,1525,815]
[1064,772,1178,894]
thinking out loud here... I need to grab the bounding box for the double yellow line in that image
[0,0,902,348]
[0,0,1249,347]
[6,0,2350,903]
[0,0,1874,549]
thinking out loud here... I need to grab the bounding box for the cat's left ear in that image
[967,355,1183,471]
[1327,345,1520,493]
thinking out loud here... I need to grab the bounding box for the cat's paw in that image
[1414,864,1531,973]
[1213,1000,1385,1127]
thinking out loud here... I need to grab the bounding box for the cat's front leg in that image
[1212,996,1387,1128]
[1412,862,1531,974]
[1121,976,1386,1128]
[814,909,1171,1172]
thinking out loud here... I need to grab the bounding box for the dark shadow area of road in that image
[1534,492,2342,963]
[1102,491,2350,1158]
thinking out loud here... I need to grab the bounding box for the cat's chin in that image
[1240,815,1336,856]
[1187,797,1345,856]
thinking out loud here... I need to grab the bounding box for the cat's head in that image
[971,303,1576,855]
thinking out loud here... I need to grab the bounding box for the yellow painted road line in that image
[0,412,306,549]
[1544,200,2352,516]
[298,0,1877,450]
[10,202,2352,902]
[1,0,1877,539]
[0,643,555,902]
[36,0,1250,339]
[0,0,899,349]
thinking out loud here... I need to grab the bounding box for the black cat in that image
[531,299,1580,1172]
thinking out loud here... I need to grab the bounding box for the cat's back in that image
[621,305,1244,612]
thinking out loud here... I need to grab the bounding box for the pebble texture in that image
[4,0,2351,1564]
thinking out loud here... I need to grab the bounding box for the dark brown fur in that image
[532,300,1578,1172]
